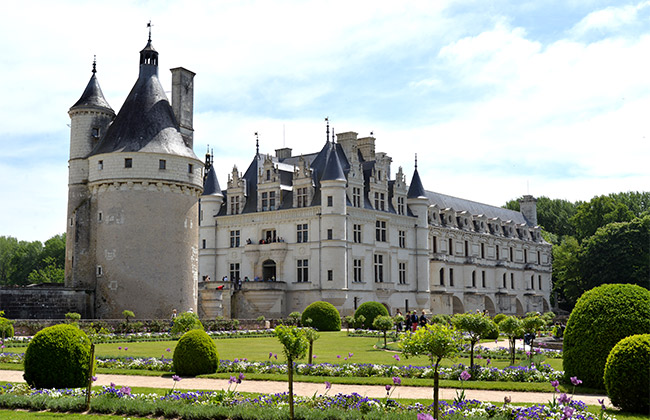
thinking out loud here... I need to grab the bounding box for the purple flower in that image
[124,347,128,351]
[237,373,245,383]
[558,393,571,404]
[385,384,391,392]
[570,376,582,386]
[562,406,574,420]
[393,354,401,361]
[120,386,131,396]
[417,414,434,420]
[598,398,606,410]
[486,358,491,365]
[228,376,236,384]
[313,355,317,359]
[551,380,560,392]
[392,376,401,386]
[337,355,341,358]
[460,370,471,381]
[172,375,181,382]
[324,381,331,390]
[91,376,97,382]
[348,352,354,358]
[274,354,277,359]
[166,348,171,352]
[118,347,122,350]
[269,352,273,359]
[110,382,116,388]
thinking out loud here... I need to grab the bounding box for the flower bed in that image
[0,382,615,420]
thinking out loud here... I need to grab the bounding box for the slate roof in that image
[407,168,426,199]
[202,165,222,196]
[424,191,527,224]
[70,72,113,111]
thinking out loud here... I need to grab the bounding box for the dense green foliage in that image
[372,315,394,348]
[563,284,650,388]
[354,301,389,329]
[0,234,65,286]
[499,316,523,365]
[0,317,14,338]
[171,311,204,335]
[23,324,91,388]
[452,313,494,367]
[172,329,219,376]
[603,334,650,414]
[301,301,341,331]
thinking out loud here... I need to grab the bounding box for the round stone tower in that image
[66,59,115,290]
[85,35,203,318]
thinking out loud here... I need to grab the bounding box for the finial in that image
[147,20,153,41]
[332,127,335,143]
[255,132,259,156]
[415,153,418,169]
[92,55,97,74]
[211,148,214,164]
[325,117,330,143]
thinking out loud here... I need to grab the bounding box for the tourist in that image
[395,309,403,332]
[419,310,427,328]
[411,311,418,332]
[405,311,412,331]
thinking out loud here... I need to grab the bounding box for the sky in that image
[1,0,649,243]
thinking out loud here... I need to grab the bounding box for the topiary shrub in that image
[604,334,650,414]
[0,317,14,338]
[563,283,650,388]
[173,329,219,376]
[354,301,389,329]
[23,324,91,389]
[301,301,341,331]
[171,311,204,335]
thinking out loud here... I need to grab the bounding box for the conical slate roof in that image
[407,168,426,198]
[70,72,113,111]
[202,165,222,196]
[90,39,196,159]
[321,144,346,182]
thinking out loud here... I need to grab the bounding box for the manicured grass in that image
[0,410,146,419]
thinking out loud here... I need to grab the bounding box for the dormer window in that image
[266,170,271,181]
[262,191,276,211]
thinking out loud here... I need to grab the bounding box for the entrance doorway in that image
[262,259,276,281]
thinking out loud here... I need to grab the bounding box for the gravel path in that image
[0,369,610,407]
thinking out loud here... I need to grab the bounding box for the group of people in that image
[395,309,428,332]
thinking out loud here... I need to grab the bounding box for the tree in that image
[372,315,394,348]
[551,236,582,309]
[608,191,650,218]
[400,323,458,420]
[451,313,492,367]
[27,256,64,284]
[275,325,308,420]
[304,327,320,363]
[499,316,523,365]
[579,215,650,290]
[521,313,545,356]
[572,195,634,241]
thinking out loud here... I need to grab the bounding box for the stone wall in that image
[0,286,93,320]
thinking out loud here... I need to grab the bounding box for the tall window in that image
[352,187,361,207]
[297,259,309,282]
[449,268,454,287]
[530,275,535,289]
[353,259,362,282]
[481,243,485,258]
[398,230,406,248]
[296,187,308,208]
[397,196,405,215]
[375,220,387,242]
[524,249,528,263]
[262,191,276,210]
[327,196,333,207]
[229,263,240,281]
[327,229,333,240]
[327,270,333,281]
[230,195,240,214]
[449,238,453,255]
[439,268,444,286]
[353,224,362,243]
[538,275,542,290]
[229,230,240,248]
[471,271,476,287]
[509,247,514,262]
[297,223,308,243]
[373,254,384,282]
[465,241,469,256]
[503,273,507,288]
[432,236,438,253]
[374,192,386,210]
[496,245,500,260]
[482,270,486,287]
[510,273,515,289]
[159,159,166,170]
[398,262,406,284]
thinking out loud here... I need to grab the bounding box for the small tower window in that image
[327,229,333,240]
[327,196,333,207]
[159,159,166,170]
[125,158,133,168]
[188,163,193,173]
[97,212,103,222]
[91,127,100,138]
[327,270,333,281]
[96,265,103,276]
[98,160,103,170]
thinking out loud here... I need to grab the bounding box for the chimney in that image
[337,131,358,160]
[519,195,538,226]
[171,67,196,148]
[275,148,292,160]
[357,135,376,161]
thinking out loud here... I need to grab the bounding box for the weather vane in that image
[147,20,153,41]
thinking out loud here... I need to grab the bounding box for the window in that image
[496,245,500,260]
[353,259,362,282]
[449,238,453,255]
[297,259,309,282]
[502,273,507,288]
[524,249,528,263]
[296,187,308,208]
[98,160,103,170]
[482,270,486,287]
[510,273,514,289]
[398,262,406,284]
[327,229,333,240]
[465,241,469,256]
[472,271,476,287]
[537,251,541,264]
[432,236,437,253]
[159,159,166,170]
[449,268,454,287]
[261,191,276,211]
[188,163,193,173]
[373,254,384,282]
[229,263,240,282]
[481,243,485,258]
[530,275,535,289]
[96,265,103,276]
[399,230,406,248]
[202,239,206,249]
[397,196,405,215]
[266,170,271,181]
[297,223,308,243]
[230,230,240,248]
[91,127,100,138]
[352,187,361,207]
[124,158,132,168]
[97,212,102,222]
[327,196,333,207]
[263,229,277,242]
[439,268,445,285]
[353,224,362,243]
[538,275,542,290]
[327,270,333,281]
[375,220,387,242]
[509,247,513,262]
[230,195,240,214]
[374,192,385,210]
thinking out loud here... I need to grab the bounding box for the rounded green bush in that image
[604,334,650,414]
[173,329,219,376]
[0,317,14,338]
[354,301,389,329]
[493,313,506,324]
[23,324,91,389]
[171,311,204,335]
[484,319,500,340]
[301,301,341,331]
[563,284,650,388]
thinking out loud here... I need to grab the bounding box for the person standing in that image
[419,310,428,328]
[395,309,403,332]
[405,311,412,332]
[411,311,419,332]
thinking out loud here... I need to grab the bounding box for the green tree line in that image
[0,234,66,286]
[505,191,650,310]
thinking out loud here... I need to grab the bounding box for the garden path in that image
[0,369,610,407]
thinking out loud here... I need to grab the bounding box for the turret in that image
[199,159,224,288]
[407,157,430,296]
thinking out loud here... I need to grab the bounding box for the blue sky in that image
[1,0,649,242]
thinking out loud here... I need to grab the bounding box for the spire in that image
[325,117,330,143]
[255,132,260,156]
[321,144,346,182]
[70,57,113,111]
[139,21,158,78]
[202,165,223,196]
[407,155,426,199]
